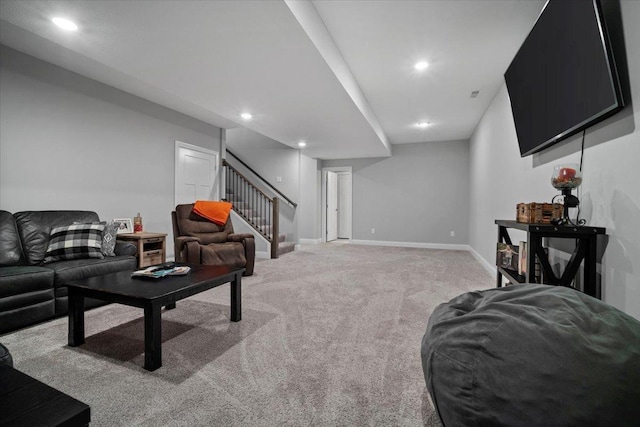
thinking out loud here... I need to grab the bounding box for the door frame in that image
[174,140,219,206]
[326,171,338,242]
[336,171,352,239]
[321,166,352,242]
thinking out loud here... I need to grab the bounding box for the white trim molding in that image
[298,238,322,245]
[468,245,497,276]
[350,239,470,251]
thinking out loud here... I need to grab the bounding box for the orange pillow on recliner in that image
[192,200,232,226]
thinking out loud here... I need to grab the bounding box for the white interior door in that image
[337,172,351,238]
[326,171,338,242]
[175,141,218,205]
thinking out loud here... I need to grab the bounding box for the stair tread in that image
[277,241,295,256]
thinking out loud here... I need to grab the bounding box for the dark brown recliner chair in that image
[171,204,255,276]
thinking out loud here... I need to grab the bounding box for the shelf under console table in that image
[495,220,606,299]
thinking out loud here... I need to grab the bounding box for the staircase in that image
[223,156,296,258]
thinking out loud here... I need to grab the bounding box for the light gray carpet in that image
[1,244,493,426]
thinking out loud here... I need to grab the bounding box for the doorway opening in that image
[321,167,352,242]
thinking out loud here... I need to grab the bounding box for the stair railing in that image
[223,160,280,258]
[226,150,297,209]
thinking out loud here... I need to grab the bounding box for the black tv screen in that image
[505,0,623,157]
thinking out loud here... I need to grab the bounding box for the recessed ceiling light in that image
[417,121,431,128]
[298,141,307,147]
[414,61,429,71]
[52,17,78,31]
[240,113,252,120]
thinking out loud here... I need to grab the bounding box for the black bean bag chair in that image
[421,284,640,427]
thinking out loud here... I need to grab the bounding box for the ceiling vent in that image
[470,91,480,98]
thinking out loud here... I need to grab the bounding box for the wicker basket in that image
[517,203,563,224]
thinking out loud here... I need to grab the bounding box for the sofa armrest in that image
[227,233,255,242]
[227,234,255,276]
[183,241,202,264]
[242,237,255,276]
[176,236,201,244]
[114,241,137,257]
[175,236,201,263]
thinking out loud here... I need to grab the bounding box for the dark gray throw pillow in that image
[101,221,119,257]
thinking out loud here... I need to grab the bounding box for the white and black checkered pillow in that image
[42,223,105,264]
[74,221,118,257]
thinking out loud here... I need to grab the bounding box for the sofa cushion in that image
[0,299,55,335]
[0,266,55,334]
[43,223,105,264]
[0,211,24,266]
[46,256,137,285]
[14,211,100,265]
[0,266,54,297]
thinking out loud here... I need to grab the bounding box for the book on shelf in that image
[516,241,545,283]
[519,241,527,275]
[131,266,191,279]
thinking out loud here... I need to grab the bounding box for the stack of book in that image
[131,265,191,279]
[519,241,544,283]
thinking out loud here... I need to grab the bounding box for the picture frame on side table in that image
[113,218,133,234]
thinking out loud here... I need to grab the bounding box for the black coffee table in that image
[66,264,244,371]
[0,365,91,426]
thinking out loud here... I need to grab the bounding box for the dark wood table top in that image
[65,264,245,304]
[0,365,90,427]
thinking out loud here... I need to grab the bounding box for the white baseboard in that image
[256,251,270,260]
[468,246,497,277]
[349,239,470,251]
[298,238,322,245]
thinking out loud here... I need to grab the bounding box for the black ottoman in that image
[421,284,640,427]
[0,343,12,367]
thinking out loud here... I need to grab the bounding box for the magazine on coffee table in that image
[131,266,191,279]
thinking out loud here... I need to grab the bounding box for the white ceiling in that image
[0,0,544,160]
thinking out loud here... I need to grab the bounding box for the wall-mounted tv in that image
[505,0,623,157]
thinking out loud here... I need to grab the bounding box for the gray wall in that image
[0,46,222,259]
[468,0,640,319]
[298,153,321,241]
[323,140,470,245]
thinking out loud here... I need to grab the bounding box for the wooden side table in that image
[117,232,167,268]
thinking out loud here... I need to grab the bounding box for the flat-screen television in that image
[505,0,623,157]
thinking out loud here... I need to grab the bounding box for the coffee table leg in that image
[144,303,162,371]
[230,273,241,322]
[68,290,85,347]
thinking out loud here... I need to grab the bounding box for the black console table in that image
[495,220,606,299]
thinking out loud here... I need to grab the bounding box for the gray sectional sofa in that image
[0,210,138,335]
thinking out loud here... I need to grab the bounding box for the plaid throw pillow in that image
[74,221,118,257]
[43,223,105,264]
